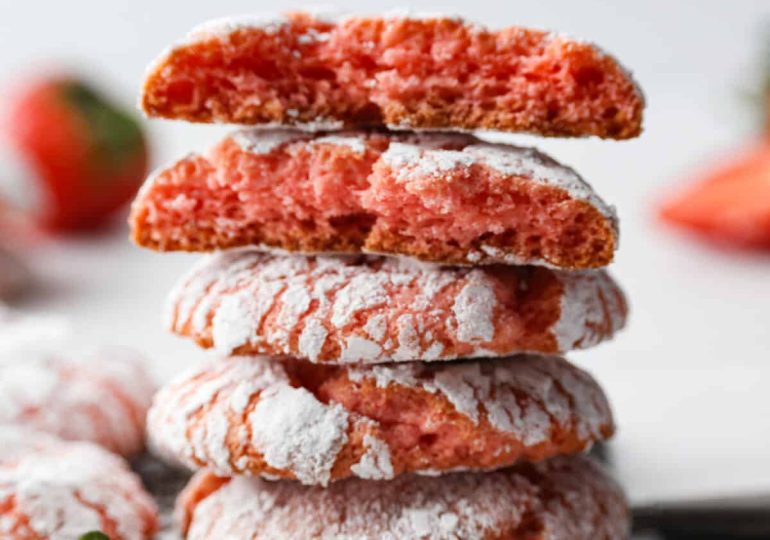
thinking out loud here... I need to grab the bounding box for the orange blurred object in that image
[659,139,770,248]
[5,75,148,232]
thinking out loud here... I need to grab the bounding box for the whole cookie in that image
[0,344,155,456]
[131,130,619,269]
[177,455,629,539]
[142,11,643,139]
[0,426,159,539]
[166,250,627,363]
[148,354,613,485]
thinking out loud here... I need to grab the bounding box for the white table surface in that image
[2,0,770,508]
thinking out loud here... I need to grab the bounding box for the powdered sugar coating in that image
[344,354,612,445]
[178,456,629,540]
[147,354,613,484]
[185,9,342,42]
[187,14,291,40]
[0,426,158,539]
[555,270,629,351]
[311,134,368,153]
[231,128,306,155]
[381,141,617,226]
[0,344,155,457]
[249,384,350,485]
[166,249,626,363]
[147,356,358,486]
[183,10,466,44]
[349,434,394,480]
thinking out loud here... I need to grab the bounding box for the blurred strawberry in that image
[658,35,770,250]
[4,76,148,231]
[660,140,770,248]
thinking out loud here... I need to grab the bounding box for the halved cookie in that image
[166,250,626,362]
[131,130,618,269]
[147,355,613,485]
[141,11,643,139]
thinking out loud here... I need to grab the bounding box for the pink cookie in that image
[131,130,619,269]
[148,354,613,485]
[177,456,629,539]
[141,12,644,140]
[0,426,159,539]
[0,344,155,457]
[166,250,626,363]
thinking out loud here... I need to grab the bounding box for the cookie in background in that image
[0,425,159,539]
[0,307,155,456]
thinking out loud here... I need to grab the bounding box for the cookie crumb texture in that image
[165,250,626,363]
[131,131,618,269]
[0,427,159,540]
[0,346,155,457]
[178,455,628,539]
[147,355,613,485]
[142,12,643,139]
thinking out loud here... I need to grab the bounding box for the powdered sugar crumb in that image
[297,318,328,361]
[312,134,367,154]
[363,313,387,342]
[232,129,306,155]
[350,434,394,480]
[340,335,383,362]
[249,384,349,486]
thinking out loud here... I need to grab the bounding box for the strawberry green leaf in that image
[78,532,110,540]
[61,80,145,181]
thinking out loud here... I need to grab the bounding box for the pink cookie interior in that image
[143,13,643,139]
[134,132,616,268]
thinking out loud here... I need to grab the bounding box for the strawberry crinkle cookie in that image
[0,426,158,540]
[147,354,613,485]
[177,455,629,539]
[0,344,155,457]
[141,12,643,139]
[165,250,626,363]
[131,130,619,269]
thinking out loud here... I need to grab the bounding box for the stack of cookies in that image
[131,11,644,539]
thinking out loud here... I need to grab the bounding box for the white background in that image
[2,0,770,506]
